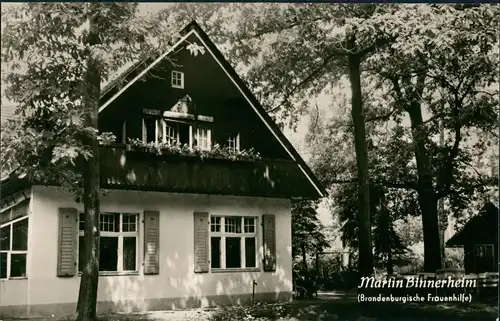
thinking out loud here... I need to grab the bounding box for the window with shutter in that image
[78,212,139,273]
[262,214,276,272]
[143,210,159,275]
[194,212,209,273]
[57,208,78,277]
[208,215,258,270]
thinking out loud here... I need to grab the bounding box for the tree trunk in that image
[347,37,374,277]
[301,243,308,271]
[315,251,320,275]
[407,102,442,273]
[387,249,393,275]
[438,120,446,267]
[76,15,101,321]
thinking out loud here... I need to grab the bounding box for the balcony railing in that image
[100,145,318,199]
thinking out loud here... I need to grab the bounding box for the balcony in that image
[100,145,318,199]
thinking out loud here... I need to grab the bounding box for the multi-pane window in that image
[228,133,240,152]
[79,213,138,273]
[0,216,28,279]
[195,127,211,151]
[210,216,257,270]
[224,217,241,233]
[244,217,255,233]
[171,70,184,89]
[210,216,221,232]
[143,118,184,146]
[165,122,179,145]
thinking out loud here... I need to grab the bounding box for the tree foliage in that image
[1,3,224,320]
[223,3,411,276]
[366,4,498,271]
[2,4,162,320]
[291,200,329,262]
[2,3,176,187]
[222,3,499,273]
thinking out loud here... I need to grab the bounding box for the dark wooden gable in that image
[97,21,326,199]
[99,33,289,160]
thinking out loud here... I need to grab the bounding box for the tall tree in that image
[329,148,415,274]
[76,14,101,320]
[220,3,405,277]
[291,200,328,270]
[367,4,499,271]
[221,3,498,273]
[1,3,209,320]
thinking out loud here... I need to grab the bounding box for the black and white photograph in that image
[0,3,498,321]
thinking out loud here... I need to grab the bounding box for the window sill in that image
[78,271,140,277]
[0,276,28,281]
[211,268,260,273]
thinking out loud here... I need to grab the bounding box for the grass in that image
[3,298,497,321]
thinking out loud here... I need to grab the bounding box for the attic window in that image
[171,71,184,89]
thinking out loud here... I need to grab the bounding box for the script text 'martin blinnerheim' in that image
[358,276,477,289]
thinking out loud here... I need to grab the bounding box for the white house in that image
[0,21,325,318]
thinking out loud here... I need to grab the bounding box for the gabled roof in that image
[446,201,499,247]
[99,21,326,199]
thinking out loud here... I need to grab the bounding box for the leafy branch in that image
[266,49,344,114]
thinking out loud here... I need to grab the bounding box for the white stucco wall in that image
[0,185,292,316]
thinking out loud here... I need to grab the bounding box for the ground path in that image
[4,291,497,321]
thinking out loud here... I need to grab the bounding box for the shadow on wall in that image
[100,249,292,313]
